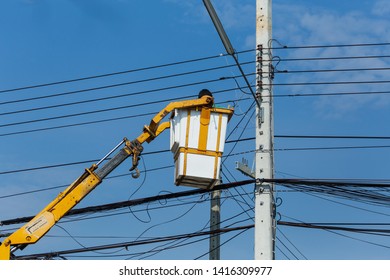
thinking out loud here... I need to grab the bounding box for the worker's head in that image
[198,89,213,98]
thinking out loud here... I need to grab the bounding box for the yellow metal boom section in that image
[0,95,214,260]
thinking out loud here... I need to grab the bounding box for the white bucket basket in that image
[170,106,233,189]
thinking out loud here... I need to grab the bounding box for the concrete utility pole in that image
[209,188,221,260]
[255,0,275,260]
[202,0,275,259]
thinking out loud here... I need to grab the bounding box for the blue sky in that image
[0,0,389,260]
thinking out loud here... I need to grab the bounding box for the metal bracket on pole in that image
[235,158,256,179]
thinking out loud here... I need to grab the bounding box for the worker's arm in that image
[0,94,214,260]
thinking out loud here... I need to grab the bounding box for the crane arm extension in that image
[0,94,213,260]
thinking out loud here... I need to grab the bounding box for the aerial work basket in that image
[170,104,234,189]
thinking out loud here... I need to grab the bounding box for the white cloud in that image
[164,0,255,29]
[165,0,390,119]
[215,2,254,29]
[372,0,390,16]
[273,1,390,119]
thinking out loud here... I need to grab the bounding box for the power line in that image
[0,110,156,137]
[0,61,252,109]
[15,224,254,259]
[6,54,390,120]
[273,90,390,98]
[278,221,390,236]
[0,82,387,130]
[266,179,390,207]
[227,144,390,159]
[275,135,390,140]
[132,208,255,260]
[3,140,390,177]
[277,228,308,260]
[274,145,390,152]
[276,67,390,75]
[0,93,186,117]
[296,188,390,217]
[279,215,390,251]
[0,48,257,96]
[275,236,300,260]
[0,88,243,137]
[2,192,254,236]
[0,70,249,108]
[0,75,251,129]
[193,226,251,260]
[74,235,212,259]
[263,178,390,188]
[0,53,227,95]
[270,79,390,87]
[0,194,246,234]
[271,54,390,63]
[0,138,253,176]
[0,179,256,226]
[3,178,389,227]
[0,88,388,137]
[271,42,390,50]
[2,42,389,96]
[0,165,173,200]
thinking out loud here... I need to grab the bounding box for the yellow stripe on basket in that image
[214,113,223,179]
[198,108,210,151]
[183,109,191,176]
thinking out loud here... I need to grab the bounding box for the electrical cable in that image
[275,236,299,260]
[275,66,390,75]
[274,54,390,63]
[3,142,390,178]
[270,79,390,87]
[277,228,308,260]
[0,165,173,200]
[279,215,390,250]
[0,73,253,129]
[0,191,255,237]
[1,88,388,137]
[297,189,390,217]
[0,70,252,109]
[264,178,390,207]
[278,221,390,237]
[127,206,256,260]
[0,48,257,95]
[0,179,256,226]
[0,61,253,110]
[2,87,389,140]
[275,135,390,140]
[276,244,290,260]
[0,136,256,177]
[193,226,251,260]
[274,145,390,152]
[15,224,255,259]
[77,235,212,259]
[270,42,390,50]
[129,197,204,243]
[2,42,389,95]
[0,88,242,137]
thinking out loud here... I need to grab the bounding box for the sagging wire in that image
[193,226,251,260]
[277,227,308,260]
[275,236,299,260]
[55,224,126,257]
[129,202,255,260]
[280,214,390,250]
[128,196,207,243]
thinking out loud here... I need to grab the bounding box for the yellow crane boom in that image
[0,94,214,260]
